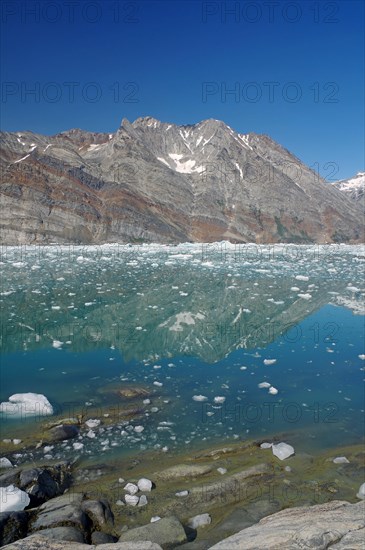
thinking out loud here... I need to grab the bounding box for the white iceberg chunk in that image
[217,467,227,474]
[124,482,138,495]
[0,485,30,512]
[0,393,53,418]
[258,382,271,389]
[213,396,226,404]
[333,456,350,464]
[358,354,365,360]
[192,395,208,402]
[263,359,277,365]
[150,516,161,522]
[260,442,272,449]
[137,478,152,492]
[125,494,139,506]
[268,386,278,395]
[272,442,295,460]
[175,490,189,497]
[138,495,148,506]
[188,513,212,529]
[85,419,100,428]
[356,482,365,499]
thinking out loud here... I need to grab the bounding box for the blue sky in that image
[1,0,364,180]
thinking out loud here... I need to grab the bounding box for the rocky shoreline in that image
[1,436,364,549]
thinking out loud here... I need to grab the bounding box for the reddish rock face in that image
[0,118,363,244]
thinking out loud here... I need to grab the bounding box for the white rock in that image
[285,466,292,472]
[263,359,277,365]
[125,494,139,506]
[188,513,212,529]
[12,439,22,445]
[333,456,350,464]
[116,499,125,506]
[217,467,227,475]
[85,419,100,428]
[268,386,278,395]
[356,482,365,499]
[150,516,161,523]
[175,490,189,497]
[0,393,53,417]
[0,485,30,512]
[272,442,295,460]
[260,442,272,449]
[138,495,148,506]
[118,478,125,484]
[192,395,208,402]
[138,478,153,492]
[0,458,13,469]
[124,482,138,495]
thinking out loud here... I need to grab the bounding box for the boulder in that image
[2,535,163,548]
[208,500,365,549]
[32,526,84,543]
[48,425,79,442]
[0,462,72,507]
[187,514,211,529]
[0,511,28,545]
[30,493,89,533]
[90,531,117,544]
[81,498,113,530]
[118,515,187,547]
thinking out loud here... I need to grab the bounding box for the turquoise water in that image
[0,243,364,464]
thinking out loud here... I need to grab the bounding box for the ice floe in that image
[0,393,53,417]
[272,442,295,460]
[0,485,30,512]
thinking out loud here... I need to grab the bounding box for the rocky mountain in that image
[0,117,363,244]
[332,171,364,202]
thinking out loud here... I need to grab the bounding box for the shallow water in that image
[1,243,364,466]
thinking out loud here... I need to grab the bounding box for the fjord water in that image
[0,243,364,465]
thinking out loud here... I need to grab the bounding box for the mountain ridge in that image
[0,116,363,244]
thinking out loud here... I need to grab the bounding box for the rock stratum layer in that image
[0,117,363,244]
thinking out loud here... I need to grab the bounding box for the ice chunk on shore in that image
[188,513,212,528]
[260,442,272,449]
[151,516,161,522]
[333,456,350,464]
[356,482,365,499]
[0,485,30,512]
[138,478,152,492]
[85,419,100,428]
[124,482,138,495]
[125,494,139,506]
[272,442,295,460]
[0,393,53,417]
[176,490,189,497]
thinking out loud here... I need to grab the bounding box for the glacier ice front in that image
[0,393,53,418]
